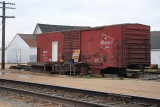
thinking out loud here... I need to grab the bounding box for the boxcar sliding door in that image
[52,41,58,62]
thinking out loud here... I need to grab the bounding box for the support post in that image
[0,1,15,69]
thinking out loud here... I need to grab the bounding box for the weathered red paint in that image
[81,24,150,69]
[38,31,80,62]
[81,26,123,69]
[37,24,150,71]
[38,32,63,62]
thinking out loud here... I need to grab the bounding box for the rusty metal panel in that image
[37,32,63,62]
[63,31,80,61]
[123,24,150,66]
[81,29,103,67]
[37,23,150,72]
[80,24,150,69]
[37,47,40,62]
[81,26,123,69]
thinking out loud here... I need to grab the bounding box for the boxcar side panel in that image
[81,25,123,69]
[81,29,103,68]
[123,24,150,67]
[63,31,80,61]
[38,32,63,62]
[102,25,123,68]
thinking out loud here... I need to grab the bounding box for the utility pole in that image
[0,1,15,69]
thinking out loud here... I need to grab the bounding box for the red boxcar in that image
[37,23,150,74]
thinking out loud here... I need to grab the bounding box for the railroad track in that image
[0,79,159,107]
[0,86,106,107]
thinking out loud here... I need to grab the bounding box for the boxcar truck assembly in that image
[35,23,150,75]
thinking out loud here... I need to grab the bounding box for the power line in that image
[0,1,15,70]
[5,0,52,17]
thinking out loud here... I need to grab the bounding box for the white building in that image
[151,31,160,68]
[7,34,37,63]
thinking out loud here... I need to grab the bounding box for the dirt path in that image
[0,69,160,99]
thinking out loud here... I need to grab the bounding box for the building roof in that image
[18,34,37,47]
[151,31,160,49]
[36,23,90,34]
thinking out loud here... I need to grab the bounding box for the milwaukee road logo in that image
[100,34,114,52]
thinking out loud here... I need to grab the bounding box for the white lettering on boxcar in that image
[100,34,114,51]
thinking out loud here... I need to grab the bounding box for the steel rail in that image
[0,86,108,107]
[0,78,159,105]
[127,70,160,74]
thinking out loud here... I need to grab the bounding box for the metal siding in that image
[37,32,63,62]
[81,26,123,69]
[37,24,150,71]
[123,24,150,66]
[80,24,150,69]
[102,26,123,68]
[81,29,103,68]
[63,31,80,61]
[37,47,40,62]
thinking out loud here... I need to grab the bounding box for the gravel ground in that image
[0,65,160,106]
[0,68,160,99]
[0,81,156,107]
[0,91,59,107]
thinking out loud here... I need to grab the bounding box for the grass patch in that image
[119,77,124,80]
[89,74,102,78]
[81,74,102,78]
[81,75,91,79]
[69,74,102,79]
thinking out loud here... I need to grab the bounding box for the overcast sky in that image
[0,0,160,47]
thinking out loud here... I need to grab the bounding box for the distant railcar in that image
[37,23,150,74]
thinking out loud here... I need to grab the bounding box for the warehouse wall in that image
[29,47,37,62]
[33,25,42,34]
[7,34,30,63]
[151,49,160,68]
